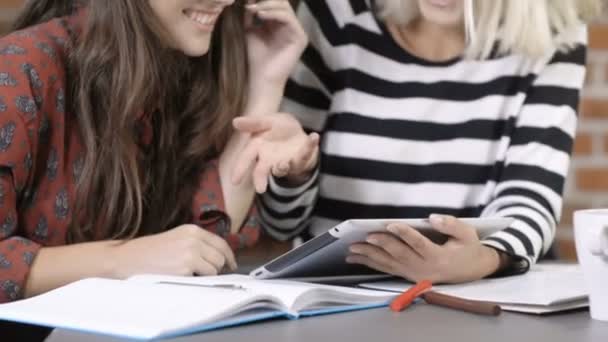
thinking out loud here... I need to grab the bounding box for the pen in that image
[422,291,502,316]
[157,281,247,291]
[390,280,501,316]
[389,280,432,312]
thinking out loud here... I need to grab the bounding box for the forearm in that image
[244,81,285,117]
[24,241,119,298]
[219,82,286,232]
[259,166,320,240]
[219,133,256,233]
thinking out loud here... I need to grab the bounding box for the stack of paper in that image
[359,263,587,314]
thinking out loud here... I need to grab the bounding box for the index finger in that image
[387,224,440,258]
[233,117,273,135]
[199,231,238,271]
[429,215,478,242]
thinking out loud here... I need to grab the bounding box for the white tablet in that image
[250,217,514,280]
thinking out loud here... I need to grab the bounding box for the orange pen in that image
[390,280,502,316]
[389,280,433,312]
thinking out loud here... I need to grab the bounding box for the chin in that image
[422,14,463,28]
[420,7,463,27]
[180,45,211,57]
[173,37,212,57]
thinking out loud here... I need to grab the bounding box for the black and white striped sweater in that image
[258,0,587,273]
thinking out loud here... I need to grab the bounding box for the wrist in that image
[244,82,286,117]
[104,241,126,279]
[248,78,286,101]
[480,245,502,277]
[278,155,319,187]
[249,76,287,89]
[279,170,315,187]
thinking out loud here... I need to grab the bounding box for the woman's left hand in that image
[245,0,308,86]
[231,113,319,193]
[347,215,504,284]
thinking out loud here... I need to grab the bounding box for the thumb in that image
[428,214,478,242]
[233,117,273,134]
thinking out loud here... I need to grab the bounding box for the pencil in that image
[421,291,501,316]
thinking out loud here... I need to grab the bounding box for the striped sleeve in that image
[481,29,587,274]
[257,0,337,240]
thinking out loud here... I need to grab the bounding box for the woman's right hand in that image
[232,113,320,193]
[110,225,237,279]
[245,0,308,87]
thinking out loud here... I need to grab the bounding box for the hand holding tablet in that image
[251,217,514,280]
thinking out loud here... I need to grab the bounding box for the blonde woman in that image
[259,0,601,283]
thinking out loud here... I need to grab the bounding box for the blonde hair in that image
[376,0,603,59]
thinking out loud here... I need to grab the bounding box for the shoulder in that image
[1,17,72,68]
[0,18,72,127]
[550,25,588,65]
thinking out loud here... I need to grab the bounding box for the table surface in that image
[46,304,608,342]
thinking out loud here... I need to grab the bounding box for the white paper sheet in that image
[359,264,588,314]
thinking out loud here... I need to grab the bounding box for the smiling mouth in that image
[183,9,220,29]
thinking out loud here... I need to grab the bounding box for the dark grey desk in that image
[46,305,608,342]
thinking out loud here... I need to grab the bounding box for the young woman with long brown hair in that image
[0,0,319,303]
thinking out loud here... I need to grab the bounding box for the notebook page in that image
[129,274,310,310]
[129,274,395,311]
[360,264,586,306]
[0,278,276,340]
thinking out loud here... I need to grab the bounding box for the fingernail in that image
[429,214,445,226]
[387,225,398,234]
[346,256,354,264]
[366,237,378,245]
[349,246,359,253]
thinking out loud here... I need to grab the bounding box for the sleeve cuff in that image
[481,240,531,277]
[0,237,42,303]
[268,165,320,198]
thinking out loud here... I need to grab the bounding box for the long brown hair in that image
[13,0,249,242]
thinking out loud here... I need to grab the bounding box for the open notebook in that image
[360,263,587,314]
[0,274,395,340]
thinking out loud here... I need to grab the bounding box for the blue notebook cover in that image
[162,302,389,340]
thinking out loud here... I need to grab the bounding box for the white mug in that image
[574,209,608,322]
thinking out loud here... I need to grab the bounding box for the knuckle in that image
[218,254,227,267]
[391,246,408,260]
[209,253,225,269]
[353,256,367,266]
[178,267,192,276]
[182,224,201,235]
[206,234,224,247]
[180,234,199,246]
[383,243,400,256]
[186,254,200,267]
[206,266,219,276]
[410,236,426,251]
[445,216,458,226]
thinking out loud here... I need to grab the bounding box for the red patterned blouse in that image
[0,16,260,303]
